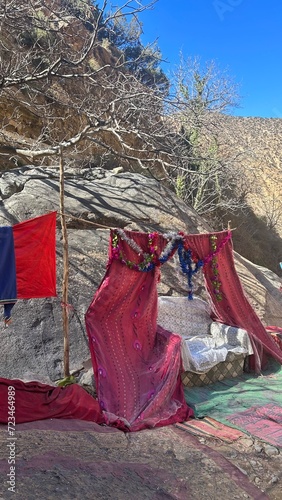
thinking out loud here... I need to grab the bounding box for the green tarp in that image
[184,360,282,447]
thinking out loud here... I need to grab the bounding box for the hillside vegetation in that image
[212,114,282,274]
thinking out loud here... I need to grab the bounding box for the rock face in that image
[0,166,281,382]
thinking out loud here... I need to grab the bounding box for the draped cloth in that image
[184,231,282,372]
[0,378,105,424]
[85,231,193,431]
[86,229,282,431]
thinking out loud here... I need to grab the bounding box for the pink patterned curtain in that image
[85,231,192,431]
[185,231,282,371]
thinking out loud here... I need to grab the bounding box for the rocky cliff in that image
[0,166,281,382]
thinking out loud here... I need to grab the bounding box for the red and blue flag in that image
[0,212,57,323]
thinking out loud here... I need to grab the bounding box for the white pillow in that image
[209,322,254,355]
[157,296,212,337]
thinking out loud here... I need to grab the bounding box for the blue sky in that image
[105,0,282,118]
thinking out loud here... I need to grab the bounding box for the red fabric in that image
[184,231,282,372]
[13,212,57,299]
[85,231,193,432]
[0,378,105,424]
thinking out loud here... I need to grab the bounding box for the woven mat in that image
[184,359,282,447]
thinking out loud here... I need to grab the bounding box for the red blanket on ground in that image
[0,378,104,424]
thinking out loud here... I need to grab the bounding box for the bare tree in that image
[0,0,170,170]
[0,4,247,200]
[161,56,249,221]
[0,0,168,378]
[261,195,282,231]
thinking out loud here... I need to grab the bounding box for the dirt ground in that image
[0,419,281,500]
[193,430,282,499]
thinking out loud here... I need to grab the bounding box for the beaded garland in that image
[111,229,231,300]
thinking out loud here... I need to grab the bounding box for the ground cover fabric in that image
[266,326,282,352]
[0,378,105,424]
[184,360,282,447]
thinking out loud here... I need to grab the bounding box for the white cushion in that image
[157,296,212,337]
[209,322,253,355]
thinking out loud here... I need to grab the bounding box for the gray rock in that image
[264,445,279,457]
[0,165,281,382]
[269,475,279,484]
[254,443,263,453]
[78,367,95,387]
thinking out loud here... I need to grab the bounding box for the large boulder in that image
[0,166,281,382]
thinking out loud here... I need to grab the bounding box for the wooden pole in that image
[59,148,70,377]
